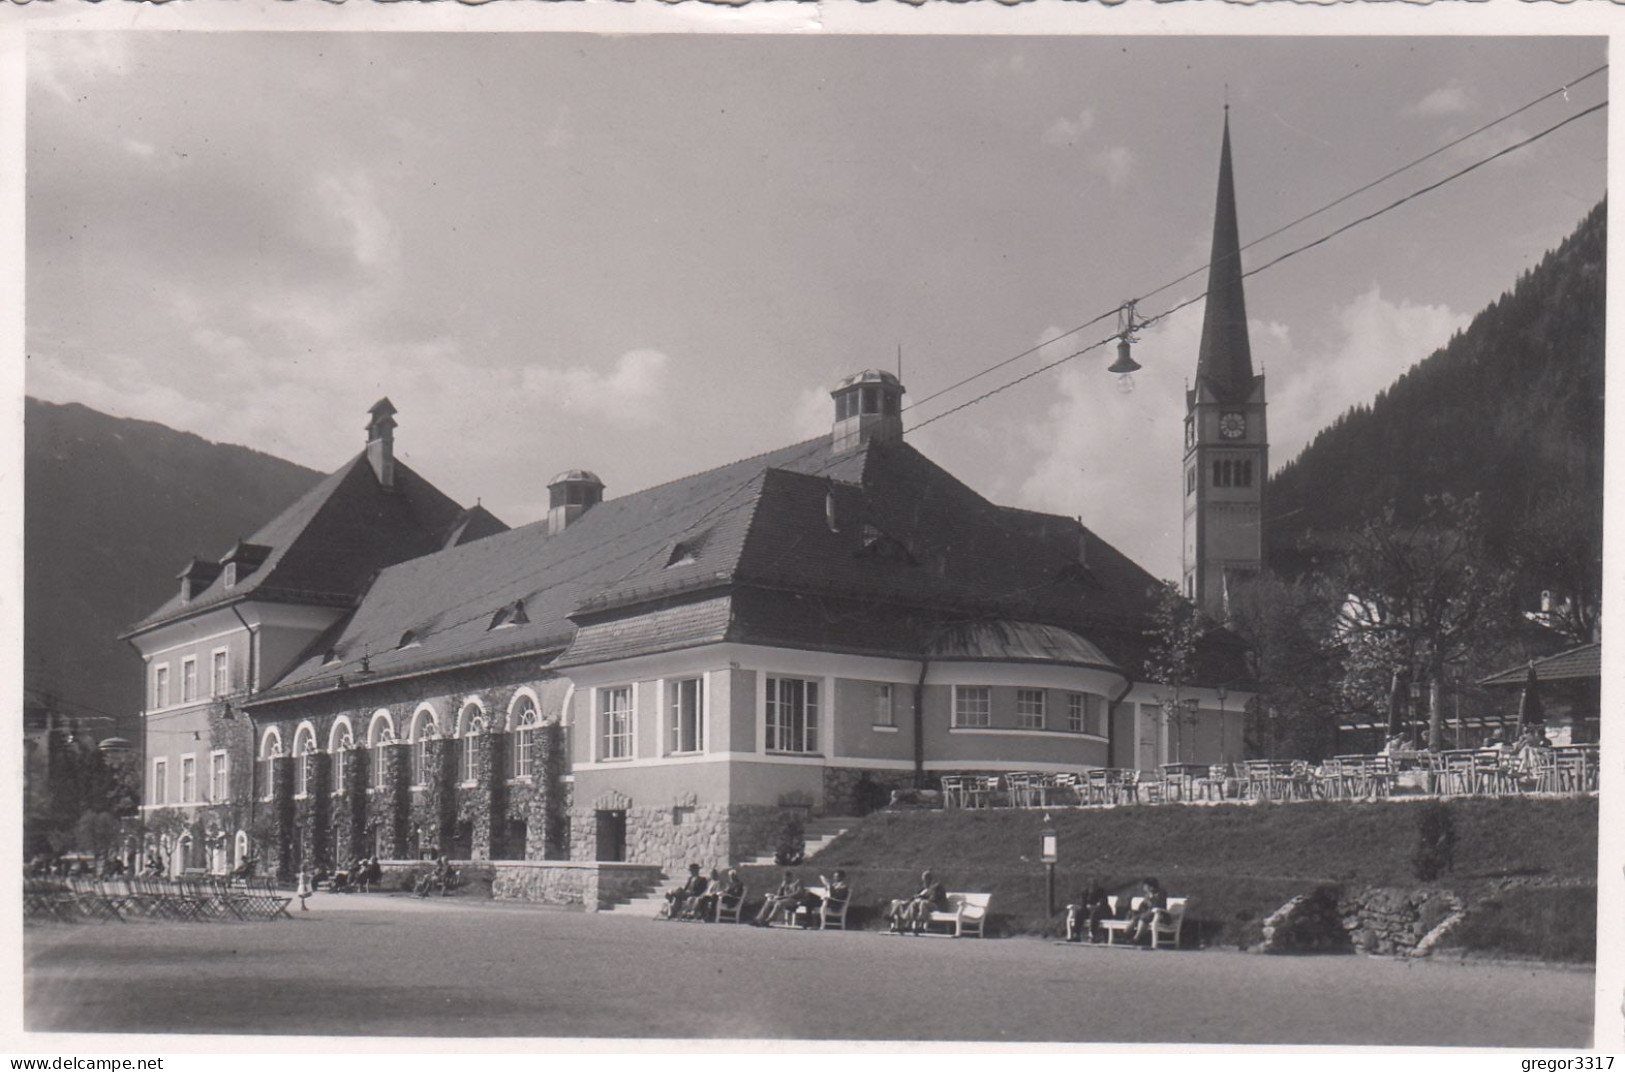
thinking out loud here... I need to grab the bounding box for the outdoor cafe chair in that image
[1192,764,1229,801]
[1051,771,1084,806]
[940,774,966,809]
[1471,751,1517,796]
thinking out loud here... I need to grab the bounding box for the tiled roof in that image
[125,454,506,636]
[251,432,1251,704]
[1478,643,1601,687]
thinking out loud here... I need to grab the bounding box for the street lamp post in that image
[1216,686,1228,763]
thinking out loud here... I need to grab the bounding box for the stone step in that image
[735,817,858,868]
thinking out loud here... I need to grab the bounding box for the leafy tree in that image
[1226,573,1344,761]
[1144,580,1203,762]
[1505,488,1602,645]
[142,807,190,870]
[1333,496,1514,749]
[71,811,123,859]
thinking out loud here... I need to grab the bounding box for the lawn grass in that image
[756,796,1597,957]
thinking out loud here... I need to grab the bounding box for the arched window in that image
[411,710,439,788]
[459,705,484,785]
[331,726,354,794]
[368,711,395,791]
[511,696,540,779]
[259,729,284,800]
[293,725,318,798]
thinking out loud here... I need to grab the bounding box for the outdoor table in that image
[1159,763,1207,801]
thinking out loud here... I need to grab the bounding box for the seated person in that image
[1126,877,1168,945]
[364,858,383,891]
[1065,879,1111,943]
[684,868,724,921]
[888,870,948,934]
[716,869,746,921]
[663,863,707,920]
[755,869,804,926]
[812,869,850,925]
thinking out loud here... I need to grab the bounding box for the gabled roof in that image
[124,453,507,637]
[252,429,1236,704]
[1193,112,1257,408]
[1478,643,1601,687]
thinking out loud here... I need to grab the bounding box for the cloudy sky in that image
[26,33,1606,580]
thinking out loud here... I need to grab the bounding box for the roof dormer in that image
[177,557,223,603]
[219,541,272,589]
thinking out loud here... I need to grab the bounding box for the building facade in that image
[128,123,1264,894]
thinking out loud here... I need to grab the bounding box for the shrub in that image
[773,813,806,866]
[1412,801,1457,882]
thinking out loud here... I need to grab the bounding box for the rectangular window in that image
[1186,466,1196,495]
[181,755,197,804]
[180,658,197,704]
[211,650,229,698]
[874,683,895,726]
[513,726,534,779]
[1238,459,1253,487]
[668,678,704,755]
[152,759,168,806]
[413,740,432,786]
[599,686,633,760]
[296,751,312,797]
[953,686,991,728]
[1071,693,1107,736]
[765,677,819,754]
[152,665,170,710]
[259,757,273,799]
[210,752,229,803]
[460,735,479,784]
[1016,689,1046,729]
[331,749,345,795]
[1068,693,1085,733]
[372,747,388,790]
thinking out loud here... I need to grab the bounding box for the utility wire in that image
[175,89,1611,693]
[905,98,1608,436]
[904,64,1608,416]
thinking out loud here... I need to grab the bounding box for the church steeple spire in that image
[1194,111,1255,406]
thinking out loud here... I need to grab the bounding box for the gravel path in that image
[24,895,1594,1046]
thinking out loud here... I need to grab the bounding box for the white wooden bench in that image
[1100,895,1188,949]
[777,885,853,930]
[922,892,990,938]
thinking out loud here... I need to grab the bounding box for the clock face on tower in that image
[1219,411,1247,440]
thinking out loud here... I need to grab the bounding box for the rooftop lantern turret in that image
[830,369,904,453]
[366,397,398,490]
[547,469,604,535]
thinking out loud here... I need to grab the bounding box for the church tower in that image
[1182,110,1267,618]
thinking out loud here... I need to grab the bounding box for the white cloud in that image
[520,349,674,426]
[1269,285,1466,467]
[1408,83,1472,118]
[789,384,832,440]
[1042,108,1097,147]
[1089,145,1136,188]
[315,170,399,270]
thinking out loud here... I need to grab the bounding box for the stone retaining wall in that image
[489,861,664,909]
[1254,885,1467,957]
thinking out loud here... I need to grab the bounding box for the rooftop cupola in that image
[177,557,223,603]
[366,397,398,490]
[547,469,604,535]
[830,369,905,453]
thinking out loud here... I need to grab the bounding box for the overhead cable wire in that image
[904,97,1608,436]
[904,64,1608,415]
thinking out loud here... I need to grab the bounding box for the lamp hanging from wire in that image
[1108,299,1144,393]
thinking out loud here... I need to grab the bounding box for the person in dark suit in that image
[1127,877,1168,945]
[1066,879,1112,943]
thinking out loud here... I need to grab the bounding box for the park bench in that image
[921,892,990,938]
[776,885,853,930]
[1100,895,1188,949]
